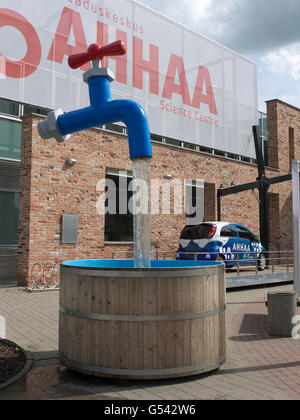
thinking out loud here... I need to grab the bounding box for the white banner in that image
[0,0,258,158]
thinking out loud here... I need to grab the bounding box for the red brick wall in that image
[204,183,216,222]
[267,99,300,253]
[18,103,295,286]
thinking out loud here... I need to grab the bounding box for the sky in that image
[137,0,300,113]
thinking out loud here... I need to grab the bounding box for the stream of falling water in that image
[132,158,151,268]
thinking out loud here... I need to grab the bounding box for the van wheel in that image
[258,253,266,271]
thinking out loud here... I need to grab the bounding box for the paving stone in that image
[0,285,299,400]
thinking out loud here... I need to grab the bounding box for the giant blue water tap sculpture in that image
[38,41,153,160]
[38,41,153,268]
[38,42,226,380]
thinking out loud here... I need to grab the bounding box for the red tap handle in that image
[68,41,126,69]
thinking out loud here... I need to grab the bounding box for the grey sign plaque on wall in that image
[62,215,78,244]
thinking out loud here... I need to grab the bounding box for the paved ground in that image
[0,284,299,400]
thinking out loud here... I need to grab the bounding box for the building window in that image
[183,142,197,151]
[0,118,21,161]
[23,104,50,116]
[0,191,19,245]
[0,98,50,120]
[104,170,133,243]
[200,146,213,154]
[105,123,127,135]
[258,111,268,166]
[185,180,204,225]
[165,138,182,147]
[221,225,237,238]
[214,149,226,157]
[236,225,252,241]
[0,99,20,117]
[151,134,163,143]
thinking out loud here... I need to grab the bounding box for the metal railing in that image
[26,249,294,290]
[109,250,294,277]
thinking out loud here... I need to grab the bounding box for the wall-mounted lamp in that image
[66,158,77,166]
[163,174,172,180]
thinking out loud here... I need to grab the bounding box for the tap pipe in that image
[38,41,152,160]
[56,99,152,160]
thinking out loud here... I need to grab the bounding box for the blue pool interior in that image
[62,260,223,269]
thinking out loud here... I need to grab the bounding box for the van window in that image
[221,225,237,238]
[236,226,252,241]
[181,224,216,240]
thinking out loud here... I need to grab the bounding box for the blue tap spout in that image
[56,75,152,160]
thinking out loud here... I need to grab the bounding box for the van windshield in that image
[181,224,216,240]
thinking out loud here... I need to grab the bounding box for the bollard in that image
[267,291,297,337]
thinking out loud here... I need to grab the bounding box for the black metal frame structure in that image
[217,126,292,251]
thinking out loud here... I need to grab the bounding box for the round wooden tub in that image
[59,260,226,380]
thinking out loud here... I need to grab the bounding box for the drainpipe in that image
[292,160,300,297]
[38,41,152,160]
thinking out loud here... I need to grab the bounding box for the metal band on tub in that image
[60,266,223,278]
[59,305,226,322]
[60,355,226,377]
